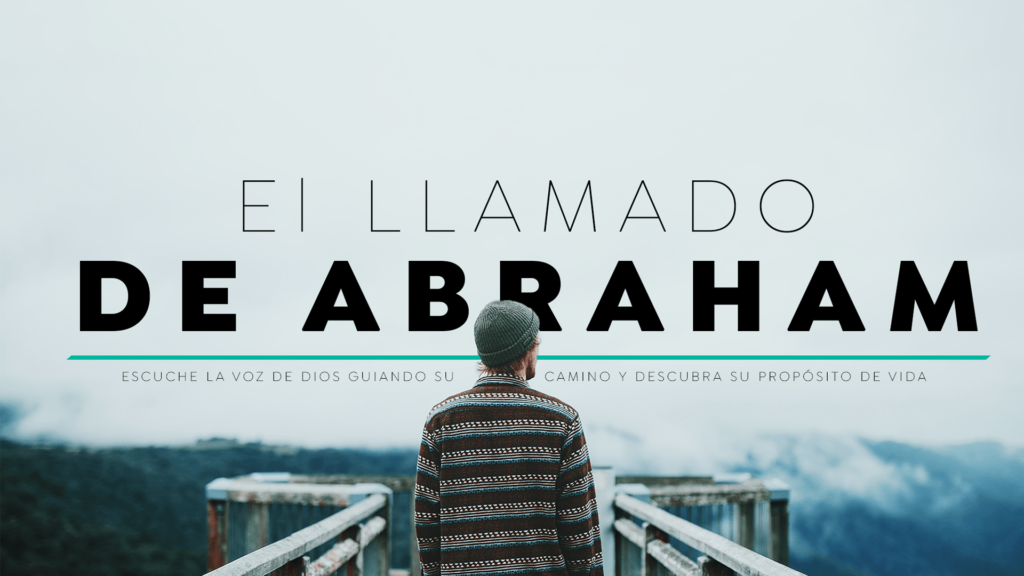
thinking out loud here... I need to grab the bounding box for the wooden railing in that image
[204,477,392,576]
[613,493,804,576]
[203,470,796,576]
[617,476,791,563]
[286,474,419,575]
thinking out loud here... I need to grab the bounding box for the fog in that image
[2,1,1022,453]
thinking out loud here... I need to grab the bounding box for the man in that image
[415,300,603,576]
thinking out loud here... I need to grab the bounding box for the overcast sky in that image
[2,1,1022,470]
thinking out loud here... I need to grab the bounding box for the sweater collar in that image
[474,374,531,389]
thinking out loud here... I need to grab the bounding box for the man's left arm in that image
[556,415,603,576]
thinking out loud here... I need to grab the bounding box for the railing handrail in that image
[288,474,416,492]
[646,480,770,507]
[615,493,804,576]
[207,477,376,506]
[205,493,387,576]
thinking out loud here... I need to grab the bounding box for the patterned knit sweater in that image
[415,374,603,576]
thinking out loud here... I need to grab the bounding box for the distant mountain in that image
[725,436,1024,576]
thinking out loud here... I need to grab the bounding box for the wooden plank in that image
[648,481,770,507]
[205,493,387,576]
[614,518,646,549]
[306,540,360,576]
[648,541,698,576]
[614,494,806,576]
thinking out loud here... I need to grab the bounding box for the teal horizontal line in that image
[67,354,990,361]
[542,355,990,360]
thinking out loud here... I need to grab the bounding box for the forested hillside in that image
[0,439,418,576]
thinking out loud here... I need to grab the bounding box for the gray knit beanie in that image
[474,300,540,368]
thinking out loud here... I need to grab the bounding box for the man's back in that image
[415,374,603,576]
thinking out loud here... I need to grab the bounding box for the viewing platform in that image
[204,469,799,576]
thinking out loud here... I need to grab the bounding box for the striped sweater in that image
[415,374,603,576]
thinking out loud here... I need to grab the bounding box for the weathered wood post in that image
[377,497,391,576]
[642,523,668,576]
[736,502,755,550]
[614,506,628,576]
[349,483,393,576]
[615,483,650,576]
[205,477,234,569]
[245,502,270,554]
[206,499,228,570]
[352,523,365,576]
[641,523,655,576]
[342,524,361,576]
[763,479,791,566]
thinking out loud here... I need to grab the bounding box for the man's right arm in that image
[414,424,442,576]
